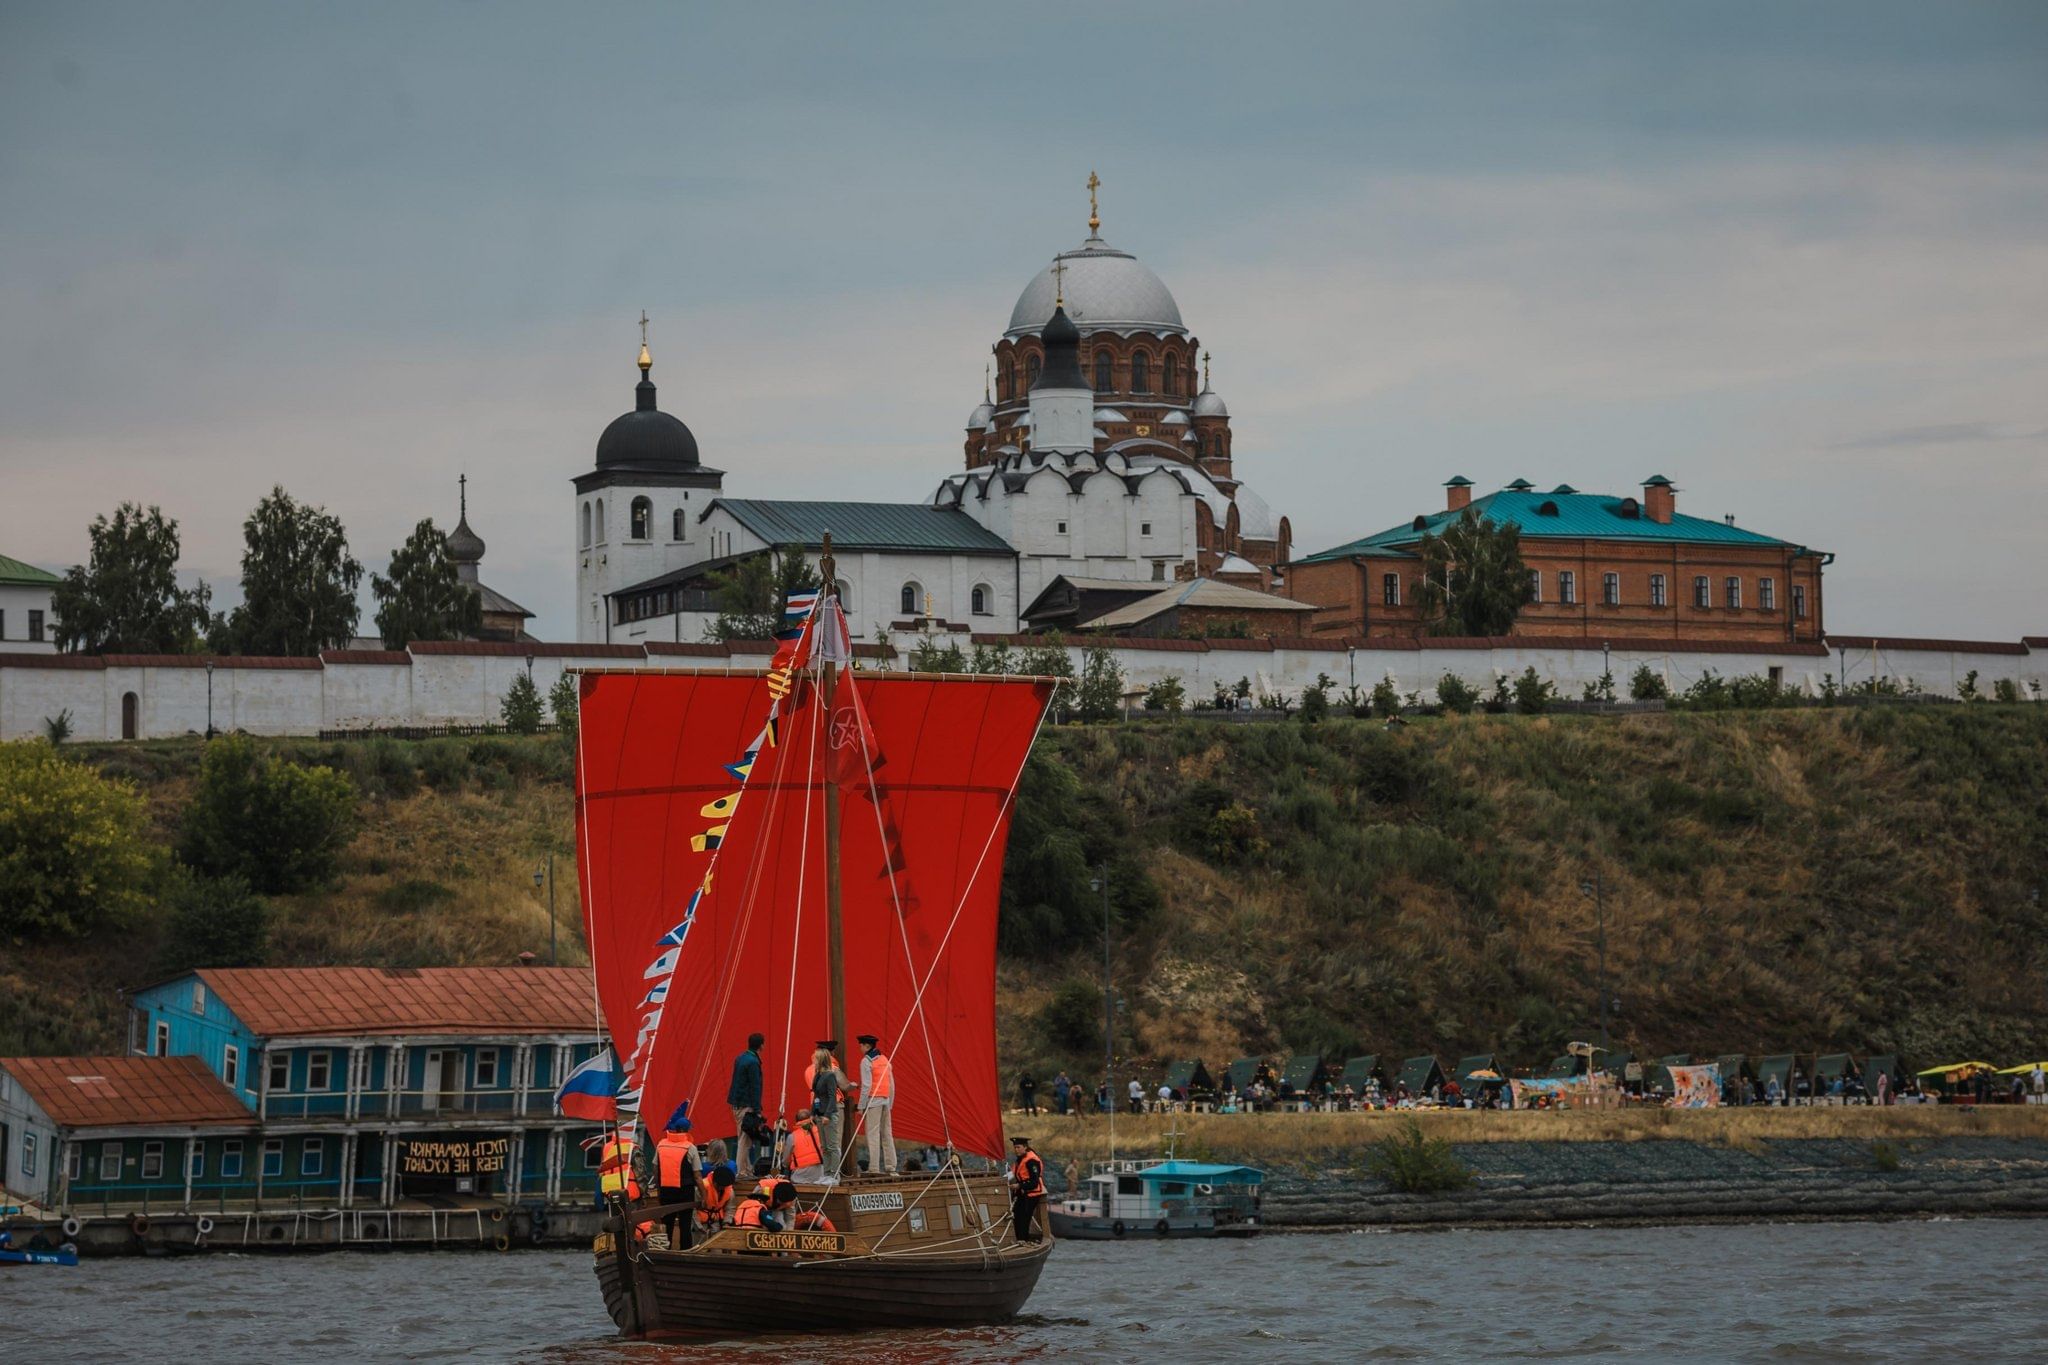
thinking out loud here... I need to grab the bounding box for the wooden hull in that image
[594,1173,1051,1340]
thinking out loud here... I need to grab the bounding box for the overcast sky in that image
[3,1,2044,640]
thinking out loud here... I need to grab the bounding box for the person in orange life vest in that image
[804,1040,849,1176]
[654,1105,700,1248]
[731,1179,798,1232]
[786,1108,829,1184]
[857,1034,897,1175]
[1008,1135,1047,1244]
[695,1139,736,1230]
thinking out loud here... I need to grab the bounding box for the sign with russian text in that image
[745,1230,847,1254]
[400,1136,510,1176]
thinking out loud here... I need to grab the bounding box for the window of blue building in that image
[189,1144,205,1179]
[67,1145,81,1181]
[269,1051,290,1092]
[22,1131,35,1178]
[221,1140,244,1179]
[302,1138,325,1177]
[308,1051,331,1090]
[224,1044,240,1089]
[475,1049,499,1088]
[262,1138,283,1178]
[154,1020,169,1055]
[141,1141,163,1179]
[99,1141,120,1181]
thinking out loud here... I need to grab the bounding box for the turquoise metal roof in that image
[711,500,1016,556]
[1140,1161,1264,1184]
[1297,488,1808,565]
[0,553,59,587]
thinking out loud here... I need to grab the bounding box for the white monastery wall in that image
[2,635,2041,742]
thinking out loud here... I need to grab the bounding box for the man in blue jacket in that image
[728,1031,765,1173]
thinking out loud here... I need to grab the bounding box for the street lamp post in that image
[533,855,556,966]
[205,660,216,739]
[1091,869,1113,1125]
[1580,874,1609,1050]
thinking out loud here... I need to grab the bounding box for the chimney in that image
[1642,475,1675,524]
[1444,475,1474,513]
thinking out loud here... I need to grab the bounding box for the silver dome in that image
[1160,410,1189,425]
[1193,386,1229,418]
[1092,407,1128,423]
[1006,235,1187,338]
[968,400,995,428]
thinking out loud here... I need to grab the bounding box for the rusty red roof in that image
[0,1055,252,1130]
[192,966,597,1038]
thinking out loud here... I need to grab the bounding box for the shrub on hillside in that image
[1037,977,1104,1053]
[1435,674,1476,714]
[179,734,358,894]
[1365,1120,1475,1194]
[160,868,270,972]
[1483,676,1511,713]
[1629,664,1669,701]
[1993,678,2023,704]
[1075,646,1125,722]
[998,753,1158,956]
[1512,667,1554,714]
[1144,675,1186,714]
[549,674,579,739]
[0,740,155,938]
[1371,677,1402,719]
[501,672,545,734]
[1299,673,1333,724]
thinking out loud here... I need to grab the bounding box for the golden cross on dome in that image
[1087,170,1100,233]
[1051,256,1066,307]
[639,311,650,346]
[1202,350,1211,388]
[637,310,652,372]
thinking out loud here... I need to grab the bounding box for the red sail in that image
[576,668,1050,1161]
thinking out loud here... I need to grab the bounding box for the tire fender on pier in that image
[1111,1220,1126,1238]
[61,1216,82,1237]
[128,1213,151,1237]
[1155,1219,1171,1237]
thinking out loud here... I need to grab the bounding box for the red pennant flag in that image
[825,677,882,794]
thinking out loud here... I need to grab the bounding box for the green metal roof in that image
[1162,1059,1213,1093]
[1339,1056,1380,1089]
[1714,1054,1753,1079]
[711,499,1015,556]
[1296,487,1809,565]
[1225,1058,1264,1091]
[0,553,59,588]
[1398,1055,1445,1093]
[1756,1054,1798,1086]
[1813,1053,1859,1080]
[1280,1054,1327,1090]
[1452,1054,1496,1081]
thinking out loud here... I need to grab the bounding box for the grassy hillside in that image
[7,707,2046,1078]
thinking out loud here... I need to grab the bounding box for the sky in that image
[2,1,2044,641]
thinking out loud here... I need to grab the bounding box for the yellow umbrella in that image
[1997,1062,2048,1075]
[1916,1061,1994,1076]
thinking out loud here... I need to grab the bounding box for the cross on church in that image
[639,311,650,346]
[459,471,467,517]
[1050,255,1066,306]
[1087,170,1100,232]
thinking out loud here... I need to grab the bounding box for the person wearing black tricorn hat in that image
[1008,1135,1047,1243]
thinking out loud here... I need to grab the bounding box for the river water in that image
[9,1219,2046,1362]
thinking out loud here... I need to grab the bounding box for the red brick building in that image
[1291,476,1830,644]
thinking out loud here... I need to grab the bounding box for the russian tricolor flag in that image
[554,1047,621,1122]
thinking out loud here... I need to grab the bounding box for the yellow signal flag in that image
[701,791,742,820]
[690,825,728,853]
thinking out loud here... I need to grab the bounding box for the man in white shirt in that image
[1127,1077,1144,1114]
[857,1033,897,1175]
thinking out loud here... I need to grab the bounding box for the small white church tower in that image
[1026,266,1093,453]
[573,317,725,643]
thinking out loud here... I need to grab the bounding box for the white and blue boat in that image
[1050,1158,1264,1240]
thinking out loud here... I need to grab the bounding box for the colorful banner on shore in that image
[1668,1063,1722,1108]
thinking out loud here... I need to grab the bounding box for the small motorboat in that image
[0,1229,79,1266]
[1049,1158,1264,1240]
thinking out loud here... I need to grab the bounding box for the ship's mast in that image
[819,534,848,1071]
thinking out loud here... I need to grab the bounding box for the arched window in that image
[1001,360,1013,401]
[900,581,923,615]
[121,691,139,741]
[1162,354,1178,396]
[594,499,605,542]
[630,497,652,540]
[581,502,592,548]
[835,580,853,611]
[1130,352,1150,393]
[671,508,686,540]
[971,584,991,616]
[1026,355,1041,389]
[1195,434,1207,459]
[1094,352,1113,392]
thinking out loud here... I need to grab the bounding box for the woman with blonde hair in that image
[811,1047,849,1178]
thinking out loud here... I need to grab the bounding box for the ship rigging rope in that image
[773,677,822,1129]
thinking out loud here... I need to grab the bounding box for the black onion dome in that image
[445,514,485,563]
[1033,303,1087,390]
[596,364,700,469]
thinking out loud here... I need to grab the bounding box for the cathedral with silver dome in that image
[577,185,1298,644]
[937,176,1292,616]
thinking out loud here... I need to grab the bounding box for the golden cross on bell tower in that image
[1087,170,1101,233]
[637,310,652,372]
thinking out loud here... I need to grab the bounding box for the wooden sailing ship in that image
[573,543,1055,1340]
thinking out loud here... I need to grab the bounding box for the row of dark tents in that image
[1161,1051,1916,1099]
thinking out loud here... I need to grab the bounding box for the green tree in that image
[970,640,1015,675]
[0,740,155,937]
[1512,666,1555,714]
[1144,675,1186,714]
[1412,508,1535,637]
[1300,672,1333,724]
[1629,664,1669,701]
[910,637,967,673]
[1037,977,1105,1053]
[1371,676,1403,718]
[52,503,211,653]
[704,551,820,641]
[1436,673,1477,714]
[179,734,358,894]
[1016,631,1075,681]
[1581,670,1617,703]
[501,672,545,734]
[221,486,363,655]
[371,519,482,648]
[997,754,1158,956]
[1075,645,1125,722]
[549,674,580,739]
[160,868,271,972]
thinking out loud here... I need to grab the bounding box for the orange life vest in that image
[792,1210,836,1232]
[598,1135,638,1199]
[731,1198,770,1229]
[864,1050,893,1102]
[695,1172,731,1225]
[803,1055,842,1091]
[1013,1149,1045,1198]
[789,1121,825,1171]
[656,1133,697,1189]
